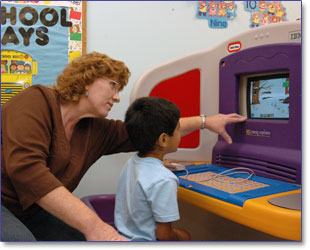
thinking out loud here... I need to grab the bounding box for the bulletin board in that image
[1,1,87,96]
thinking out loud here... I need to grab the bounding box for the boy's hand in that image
[163,159,194,169]
[162,158,179,169]
[173,228,191,241]
[156,222,190,241]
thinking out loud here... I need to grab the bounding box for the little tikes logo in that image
[228,41,242,53]
[246,129,271,138]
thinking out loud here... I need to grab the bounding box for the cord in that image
[185,167,256,184]
[184,168,189,179]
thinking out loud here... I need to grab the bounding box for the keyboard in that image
[181,171,269,194]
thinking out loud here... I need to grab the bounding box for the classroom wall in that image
[73,1,302,199]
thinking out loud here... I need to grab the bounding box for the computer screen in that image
[239,72,290,120]
[247,73,290,119]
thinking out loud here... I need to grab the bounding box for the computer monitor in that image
[212,43,301,184]
[239,72,290,120]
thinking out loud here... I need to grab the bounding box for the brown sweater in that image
[1,85,135,216]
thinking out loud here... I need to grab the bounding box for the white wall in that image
[73,1,302,198]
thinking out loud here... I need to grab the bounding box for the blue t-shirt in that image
[115,153,180,241]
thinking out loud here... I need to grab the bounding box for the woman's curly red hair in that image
[51,52,130,103]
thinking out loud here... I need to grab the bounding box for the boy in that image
[115,97,190,241]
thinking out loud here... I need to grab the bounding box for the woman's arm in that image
[156,222,190,241]
[163,114,246,169]
[36,186,127,241]
[180,113,246,144]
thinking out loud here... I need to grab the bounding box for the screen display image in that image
[247,74,290,119]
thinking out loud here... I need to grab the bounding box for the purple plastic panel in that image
[81,194,116,228]
[212,43,301,184]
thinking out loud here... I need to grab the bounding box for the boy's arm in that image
[156,222,190,241]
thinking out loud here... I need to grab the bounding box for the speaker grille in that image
[215,154,297,183]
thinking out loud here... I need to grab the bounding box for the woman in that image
[1,52,246,241]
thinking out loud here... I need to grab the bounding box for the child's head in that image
[125,97,181,157]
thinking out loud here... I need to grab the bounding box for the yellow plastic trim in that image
[178,187,301,241]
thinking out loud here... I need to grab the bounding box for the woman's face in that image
[86,77,121,117]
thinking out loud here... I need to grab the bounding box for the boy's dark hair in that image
[125,97,180,156]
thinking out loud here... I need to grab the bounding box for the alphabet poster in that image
[1,1,86,104]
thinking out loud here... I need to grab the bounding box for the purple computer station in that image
[213,43,301,185]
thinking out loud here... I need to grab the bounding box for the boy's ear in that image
[158,133,168,148]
